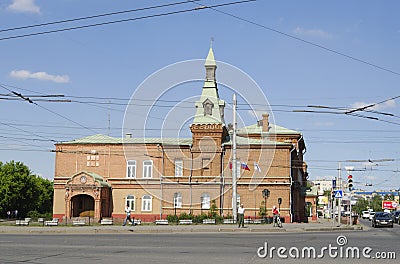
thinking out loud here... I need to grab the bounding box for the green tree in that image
[371,195,383,212]
[352,198,369,215]
[0,161,53,218]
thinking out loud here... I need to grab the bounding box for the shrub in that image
[166,214,178,223]
[193,213,208,224]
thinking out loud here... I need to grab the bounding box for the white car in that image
[362,211,370,219]
[368,212,375,221]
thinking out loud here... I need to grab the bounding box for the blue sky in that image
[0,0,400,192]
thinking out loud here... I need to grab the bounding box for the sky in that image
[0,0,400,193]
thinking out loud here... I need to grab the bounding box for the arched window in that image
[126,195,135,211]
[201,193,211,209]
[142,195,152,212]
[127,160,136,178]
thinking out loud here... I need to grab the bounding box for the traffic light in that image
[348,175,353,190]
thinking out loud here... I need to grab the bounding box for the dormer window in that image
[203,99,214,116]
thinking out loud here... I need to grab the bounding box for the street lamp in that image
[262,189,270,222]
[278,197,282,212]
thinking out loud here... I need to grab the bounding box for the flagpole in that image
[232,93,237,223]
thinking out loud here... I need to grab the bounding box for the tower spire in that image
[192,46,225,125]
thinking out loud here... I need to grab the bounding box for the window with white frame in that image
[127,160,136,178]
[175,159,183,177]
[201,193,211,209]
[143,160,153,178]
[126,195,135,211]
[142,195,152,211]
[174,192,182,208]
[86,155,99,167]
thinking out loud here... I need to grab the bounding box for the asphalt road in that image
[0,223,398,264]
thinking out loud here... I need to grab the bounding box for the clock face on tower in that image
[80,176,87,183]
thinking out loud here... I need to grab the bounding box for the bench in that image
[155,219,169,225]
[179,219,193,225]
[44,218,59,226]
[134,219,141,225]
[253,219,263,224]
[203,219,216,224]
[100,219,113,225]
[223,219,234,224]
[15,219,29,226]
[72,219,86,226]
[244,218,253,224]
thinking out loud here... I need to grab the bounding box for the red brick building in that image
[52,48,308,223]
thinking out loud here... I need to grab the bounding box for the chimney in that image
[262,113,269,132]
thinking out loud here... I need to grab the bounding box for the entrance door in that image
[71,194,94,217]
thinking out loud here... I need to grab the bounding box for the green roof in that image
[58,134,192,145]
[237,123,301,135]
[205,47,216,66]
[223,135,291,146]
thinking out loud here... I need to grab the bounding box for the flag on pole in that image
[241,162,250,171]
[254,162,261,172]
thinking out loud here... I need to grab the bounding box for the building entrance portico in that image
[71,194,94,217]
[64,171,111,222]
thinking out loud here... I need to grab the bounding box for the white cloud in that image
[7,0,40,14]
[350,99,396,111]
[10,70,70,83]
[293,27,334,39]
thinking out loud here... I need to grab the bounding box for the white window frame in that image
[126,160,136,178]
[126,195,135,211]
[174,192,182,208]
[175,159,183,177]
[142,195,152,212]
[201,193,211,209]
[143,160,153,179]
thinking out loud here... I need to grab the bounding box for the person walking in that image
[122,204,134,226]
[238,204,245,228]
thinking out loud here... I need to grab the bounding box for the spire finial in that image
[210,37,214,48]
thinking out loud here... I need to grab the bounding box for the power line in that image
[194,1,400,77]
[0,0,201,33]
[0,0,255,41]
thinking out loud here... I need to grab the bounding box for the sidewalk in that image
[0,218,364,234]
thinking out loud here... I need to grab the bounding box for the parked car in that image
[391,211,400,224]
[368,211,375,221]
[362,211,370,219]
[372,212,393,228]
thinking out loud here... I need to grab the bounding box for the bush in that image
[193,213,208,224]
[166,214,178,223]
[27,210,53,221]
[178,212,192,220]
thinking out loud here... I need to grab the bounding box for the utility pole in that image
[232,93,237,223]
[338,161,341,226]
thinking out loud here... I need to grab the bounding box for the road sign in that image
[334,190,343,198]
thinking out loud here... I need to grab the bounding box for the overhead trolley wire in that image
[0,0,256,41]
